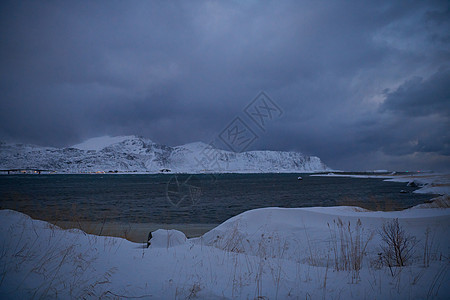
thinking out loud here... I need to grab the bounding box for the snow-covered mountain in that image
[0,136,330,173]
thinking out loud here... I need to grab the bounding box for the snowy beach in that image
[1,193,449,299]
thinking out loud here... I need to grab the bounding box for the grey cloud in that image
[0,0,449,171]
[380,68,450,117]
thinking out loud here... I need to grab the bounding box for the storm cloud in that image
[1,0,449,171]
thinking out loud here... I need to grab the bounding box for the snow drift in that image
[1,203,449,299]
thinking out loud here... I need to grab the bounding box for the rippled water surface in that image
[0,173,436,225]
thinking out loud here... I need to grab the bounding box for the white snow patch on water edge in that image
[312,173,450,195]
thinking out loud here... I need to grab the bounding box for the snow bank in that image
[198,205,450,261]
[149,229,187,248]
[385,174,450,195]
[1,205,449,299]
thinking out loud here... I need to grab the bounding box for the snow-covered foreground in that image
[1,201,449,299]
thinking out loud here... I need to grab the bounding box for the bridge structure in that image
[0,169,56,174]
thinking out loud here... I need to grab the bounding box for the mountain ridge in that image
[0,136,331,173]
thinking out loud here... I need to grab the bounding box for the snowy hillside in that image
[70,135,139,151]
[0,136,330,173]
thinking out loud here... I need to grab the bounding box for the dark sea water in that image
[0,173,436,226]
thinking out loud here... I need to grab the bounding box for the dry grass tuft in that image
[328,218,374,282]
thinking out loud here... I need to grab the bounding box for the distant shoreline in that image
[312,172,450,196]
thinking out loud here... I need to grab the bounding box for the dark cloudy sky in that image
[1,1,449,171]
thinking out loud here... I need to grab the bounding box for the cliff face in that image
[0,136,330,173]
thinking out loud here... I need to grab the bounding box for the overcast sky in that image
[1,1,449,171]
